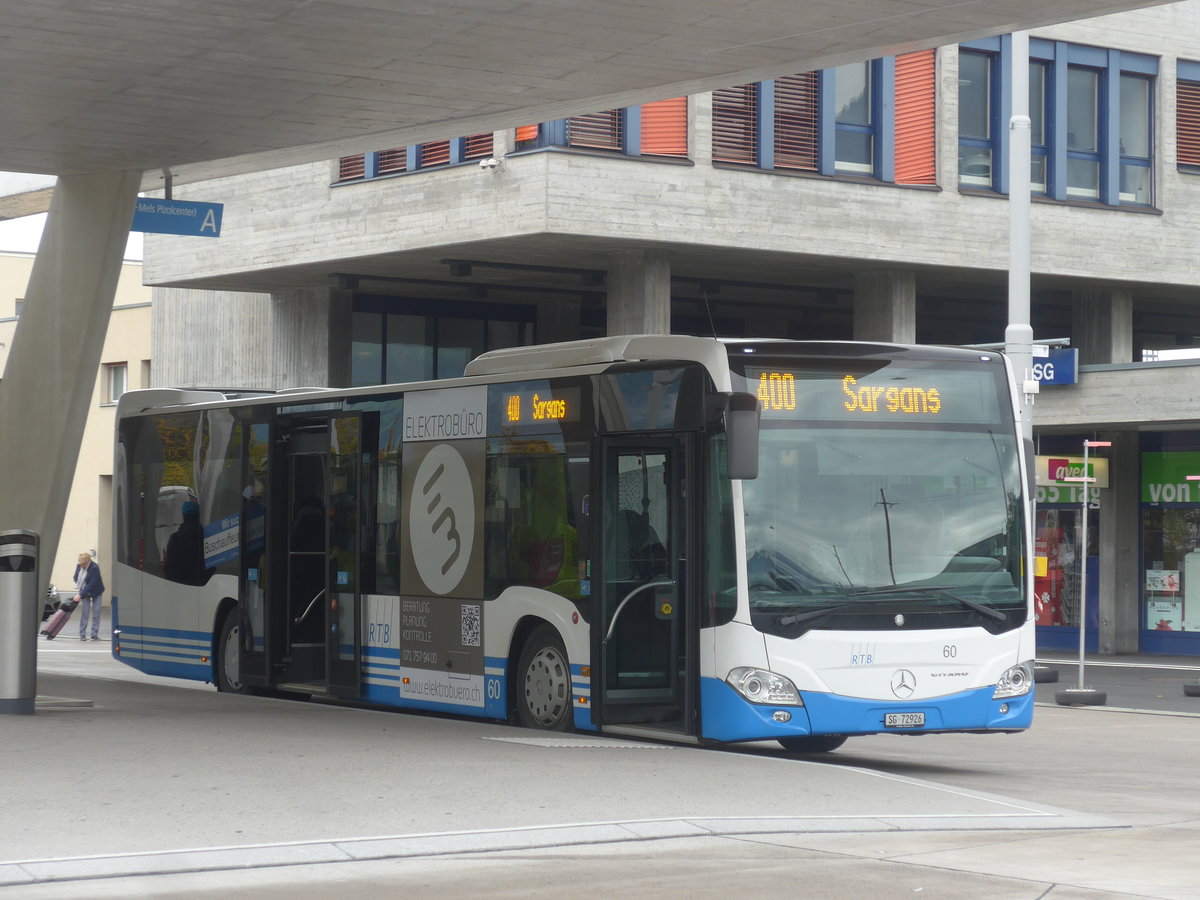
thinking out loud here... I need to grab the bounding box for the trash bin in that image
[0,530,39,715]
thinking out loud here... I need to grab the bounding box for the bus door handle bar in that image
[294,589,325,625]
[603,576,674,646]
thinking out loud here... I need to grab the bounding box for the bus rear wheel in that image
[778,735,847,754]
[216,611,248,694]
[516,625,573,731]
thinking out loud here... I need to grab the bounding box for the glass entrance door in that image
[596,437,694,732]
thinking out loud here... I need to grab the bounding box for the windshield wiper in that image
[778,601,864,626]
[849,585,1007,622]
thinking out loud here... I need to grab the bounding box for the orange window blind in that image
[337,154,366,181]
[641,97,688,156]
[1177,80,1200,167]
[894,49,937,185]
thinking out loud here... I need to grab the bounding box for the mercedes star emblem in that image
[890,669,916,699]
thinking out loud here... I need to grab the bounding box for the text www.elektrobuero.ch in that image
[401,676,481,704]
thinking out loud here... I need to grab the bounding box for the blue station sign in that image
[1032,347,1078,386]
[131,198,223,237]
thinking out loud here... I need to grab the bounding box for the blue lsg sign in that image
[1032,347,1078,386]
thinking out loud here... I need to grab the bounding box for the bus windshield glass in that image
[732,356,1025,635]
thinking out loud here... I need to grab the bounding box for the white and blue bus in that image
[112,335,1035,751]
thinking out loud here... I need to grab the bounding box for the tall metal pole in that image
[1056,440,1109,705]
[1006,31,1035,444]
[1076,441,1090,690]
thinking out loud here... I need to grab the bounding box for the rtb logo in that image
[410,443,475,595]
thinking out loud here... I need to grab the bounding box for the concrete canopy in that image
[0,0,1172,196]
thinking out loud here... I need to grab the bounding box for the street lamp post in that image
[1056,439,1111,706]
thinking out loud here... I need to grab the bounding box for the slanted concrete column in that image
[537,300,581,344]
[853,269,916,343]
[1098,430,1140,654]
[1073,287,1133,365]
[271,287,354,388]
[606,250,671,336]
[0,170,141,578]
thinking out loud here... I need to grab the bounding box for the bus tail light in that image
[993,662,1034,699]
[726,667,803,706]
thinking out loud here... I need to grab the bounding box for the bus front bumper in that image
[699,677,1034,743]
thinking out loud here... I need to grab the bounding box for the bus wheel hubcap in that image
[525,647,567,725]
[224,625,241,690]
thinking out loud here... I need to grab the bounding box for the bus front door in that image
[596,438,696,736]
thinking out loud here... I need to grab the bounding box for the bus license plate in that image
[884,712,925,728]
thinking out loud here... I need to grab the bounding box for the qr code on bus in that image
[461,604,481,647]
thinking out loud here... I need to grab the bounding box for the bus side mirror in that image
[725,392,760,480]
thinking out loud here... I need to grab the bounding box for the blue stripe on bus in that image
[699,677,1033,743]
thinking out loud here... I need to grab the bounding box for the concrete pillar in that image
[853,269,916,343]
[606,250,671,336]
[1073,287,1133,365]
[0,171,141,582]
[537,300,581,344]
[151,288,273,389]
[1098,430,1140,655]
[271,287,354,388]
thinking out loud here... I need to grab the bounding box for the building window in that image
[1065,66,1101,200]
[833,61,876,174]
[1174,63,1200,171]
[958,36,1157,207]
[1119,74,1152,203]
[711,54,932,184]
[106,363,128,404]
[351,304,534,387]
[335,132,493,183]
[1030,60,1049,193]
[712,84,760,165]
[958,49,996,187]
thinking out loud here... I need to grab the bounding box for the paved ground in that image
[3,614,1199,899]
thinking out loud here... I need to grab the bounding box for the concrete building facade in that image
[142,2,1200,657]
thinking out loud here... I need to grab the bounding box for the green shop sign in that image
[1142,452,1200,503]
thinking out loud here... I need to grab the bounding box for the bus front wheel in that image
[516,625,573,731]
[778,735,847,753]
[216,612,248,694]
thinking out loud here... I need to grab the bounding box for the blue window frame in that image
[959,36,1157,207]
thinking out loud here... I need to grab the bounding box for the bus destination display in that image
[499,386,580,426]
[744,365,1002,425]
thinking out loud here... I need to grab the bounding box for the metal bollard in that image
[0,530,39,715]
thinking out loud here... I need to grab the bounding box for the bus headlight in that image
[726,667,803,706]
[993,662,1034,699]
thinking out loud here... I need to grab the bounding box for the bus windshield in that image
[733,356,1025,635]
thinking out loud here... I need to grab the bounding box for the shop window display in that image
[1142,509,1200,632]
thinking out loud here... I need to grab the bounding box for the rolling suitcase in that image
[41,598,79,640]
